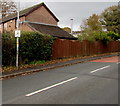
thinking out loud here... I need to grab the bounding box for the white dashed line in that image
[26,77,77,97]
[90,65,110,73]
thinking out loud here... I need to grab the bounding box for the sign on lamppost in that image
[15,30,20,37]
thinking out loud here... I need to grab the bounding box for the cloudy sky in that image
[13,0,118,31]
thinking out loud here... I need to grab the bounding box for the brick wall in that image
[0,24,3,33]
[0,16,34,33]
[1,5,58,33]
[0,22,14,33]
[19,23,33,32]
[6,19,16,32]
[26,6,58,25]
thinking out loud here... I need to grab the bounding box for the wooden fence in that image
[52,39,120,59]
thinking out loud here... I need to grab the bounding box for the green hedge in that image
[2,32,16,66]
[78,31,120,44]
[2,31,54,66]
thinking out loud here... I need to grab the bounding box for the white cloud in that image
[45,2,118,31]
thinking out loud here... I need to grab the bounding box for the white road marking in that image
[90,65,110,73]
[26,77,77,97]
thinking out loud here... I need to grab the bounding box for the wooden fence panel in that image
[52,39,120,59]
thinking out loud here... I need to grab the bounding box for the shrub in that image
[2,31,54,66]
[78,31,111,44]
[94,31,111,44]
[19,31,53,64]
[107,31,120,41]
[2,32,16,66]
[78,31,96,42]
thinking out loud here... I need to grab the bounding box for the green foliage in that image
[78,32,96,42]
[79,14,106,42]
[30,60,46,65]
[78,31,111,44]
[97,31,111,44]
[100,5,119,34]
[2,32,16,66]
[107,31,120,41]
[81,14,102,32]
[79,5,120,44]
[2,31,54,66]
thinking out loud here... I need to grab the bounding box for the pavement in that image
[2,55,119,104]
[1,53,119,80]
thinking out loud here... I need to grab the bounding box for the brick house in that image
[0,2,76,39]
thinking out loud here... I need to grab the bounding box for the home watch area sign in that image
[15,30,21,37]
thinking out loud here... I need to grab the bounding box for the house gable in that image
[1,3,59,33]
[26,4,58,25]
[2,3,59,24]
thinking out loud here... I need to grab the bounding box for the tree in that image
[81,14,102,32]
[62,27,71,33]
[0,0,17,18]
[79,14,111,43]
[79,14,102,41]
[100,5,119,34]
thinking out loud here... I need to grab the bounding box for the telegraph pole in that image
[15,1,20,68]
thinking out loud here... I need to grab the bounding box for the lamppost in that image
[15,1,20,68]
[70,19,73,34]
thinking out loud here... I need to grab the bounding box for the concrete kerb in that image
[0,60,86,80]
[0,53,119,80]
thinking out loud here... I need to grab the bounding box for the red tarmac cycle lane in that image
[90,56,120,63]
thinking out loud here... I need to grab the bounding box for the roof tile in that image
[28,23,76,40]
[2,2,59,23]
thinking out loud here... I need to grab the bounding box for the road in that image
[2,56,119,104]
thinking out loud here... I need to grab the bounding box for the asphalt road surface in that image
[2,56,119,104]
